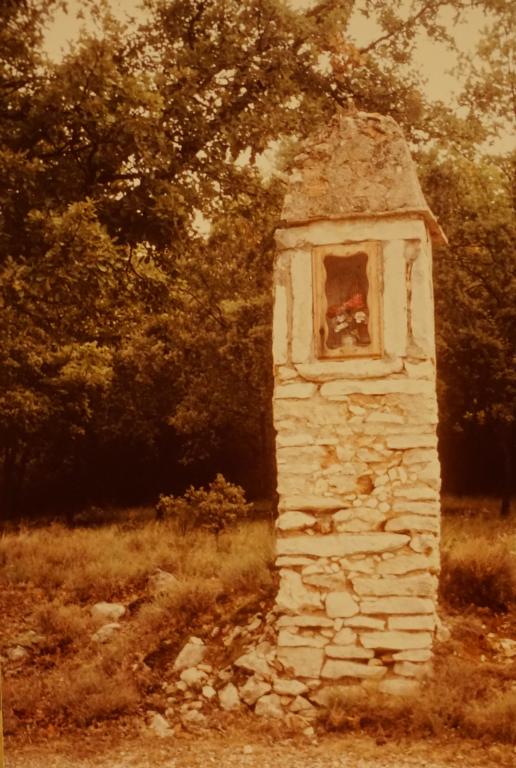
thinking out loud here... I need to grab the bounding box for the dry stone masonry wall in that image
[270,110,446,701]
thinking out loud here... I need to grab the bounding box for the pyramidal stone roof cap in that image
[281,110,447,245]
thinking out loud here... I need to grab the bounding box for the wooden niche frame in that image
[312,241,383,359]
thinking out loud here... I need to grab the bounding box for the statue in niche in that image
[324,252,371,350]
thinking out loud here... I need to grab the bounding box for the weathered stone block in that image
[320,379,435,398]
[295,358,403,381]
[391,501,439,516]
[275,382,317,399]
[401,448,437,465]
[385,515,439,533]
[277,533,409,558]
[360,631,433,650]
[322,659,387,680]
[392,484,439,501]
[344,615,385,630]
[277,646,324,678]
[332,627,357,645]
[386,434,437,449]
[276,511,317,531]
[377,553,438,575]
[383,240,407,357]
[360,597,434,615]
[352,575,437,597]
[291,250,313,363]
[333,508,386,532]
[325,592,359,618]
[388,615,436,631]
[278,630,327,648]
[276,570,322,613]
[276,614,334,629]
[272,284,288,365]
[279,495,343,512]
[392,649,432,662]
[325,645,373,659]
[273,679,308,696]
[276,433,315,447]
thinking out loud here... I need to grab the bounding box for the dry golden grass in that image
[322,656,516,743]
[0,520,274,602]
[1,519,275,730]
[440,497,516,610]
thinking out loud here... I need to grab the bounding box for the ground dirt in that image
[5,726,516,768]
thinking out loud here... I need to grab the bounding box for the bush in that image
[320,656,516,744]
[155,474,252,535]
[440,538,516,611]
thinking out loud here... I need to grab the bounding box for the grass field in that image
[0,496,515,743]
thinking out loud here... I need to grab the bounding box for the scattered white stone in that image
[273,678,308,696]
[6,646,29,662]
[148,712,172,738]
[234,650,271,678]
[202,685,216,700]
[91,602,126,622]
[218,682,241,711]
[239,676,272,706]
[148,568,180,595]
[254,693,284,718]
[91,622,121,643]
[290,695,316,714]
[180,667,207,688]
[173,638,206,671]
[181,709,207,727]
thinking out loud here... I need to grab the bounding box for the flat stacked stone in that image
[271,109,445,699]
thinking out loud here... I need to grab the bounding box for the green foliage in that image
[156,474,252,535]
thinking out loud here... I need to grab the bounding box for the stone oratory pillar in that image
[272,110,446,697]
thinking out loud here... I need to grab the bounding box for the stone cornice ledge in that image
[296,358,403,382]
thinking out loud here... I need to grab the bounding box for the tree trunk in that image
[498,422,513,518]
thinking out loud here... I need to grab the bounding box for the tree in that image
[420,149,515,514]
[1,0,513,516]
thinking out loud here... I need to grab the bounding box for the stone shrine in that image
[271,110,446,696]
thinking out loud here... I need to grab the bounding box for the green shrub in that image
[155,474,251,535]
